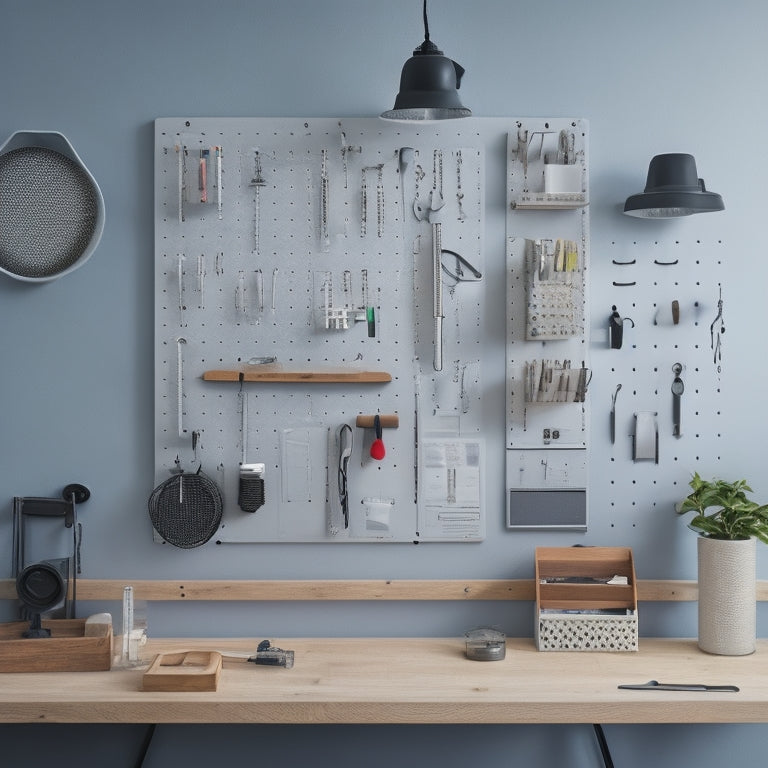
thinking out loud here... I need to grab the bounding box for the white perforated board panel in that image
[154,117,488,543]
[505,119,591,529]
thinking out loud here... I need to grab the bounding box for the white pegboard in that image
[594,237,726,536]
[505,119,590,529]
[153,117,489,543]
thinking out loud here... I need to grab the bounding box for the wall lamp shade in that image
[381,1,470,121]
[623,153,724,218]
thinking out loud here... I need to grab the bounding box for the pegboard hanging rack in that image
[505,118,590,530]
[155,117,488,543]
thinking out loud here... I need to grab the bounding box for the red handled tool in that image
[370,414,386,461]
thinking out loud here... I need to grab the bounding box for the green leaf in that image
[676,475,767,542]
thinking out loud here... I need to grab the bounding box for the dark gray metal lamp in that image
[623,153,724,218]
[381,0,471,121]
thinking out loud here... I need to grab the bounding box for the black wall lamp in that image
[381,0,471,121]
[623,153,724,218]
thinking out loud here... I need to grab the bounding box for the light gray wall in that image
[1,1,767,766]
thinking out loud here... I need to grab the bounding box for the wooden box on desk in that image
[535,546,638,652]
[0,617,113,672]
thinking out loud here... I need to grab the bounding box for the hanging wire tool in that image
[710,284,725,369]
[337,424,353,529]
[440,249,482,286]
[432,222,443,371]
[610,384,622,444]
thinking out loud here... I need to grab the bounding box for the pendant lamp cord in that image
[423,0,430,41]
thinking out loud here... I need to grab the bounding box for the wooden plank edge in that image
[202,370,391,383]
[2,578,767,603]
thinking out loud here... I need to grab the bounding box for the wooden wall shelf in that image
[2,578,767,603]
[202,367,391,384]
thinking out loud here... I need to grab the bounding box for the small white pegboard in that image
[153,117,488,543]
[505,118,590,529]
[593,236,726,539]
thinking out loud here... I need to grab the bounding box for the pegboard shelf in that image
[505,120,590,529]
[202,367,392,384]
[511,194,588,210]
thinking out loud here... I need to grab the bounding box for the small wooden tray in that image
[142,651,223,692]
[0,615,113,672]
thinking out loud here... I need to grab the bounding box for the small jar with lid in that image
[464,627,506,661]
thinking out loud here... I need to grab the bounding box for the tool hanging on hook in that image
[370,414,386,461]
[609,305,634,349]
[432,222,444,371]
[337,424,353,528]
[671,363,684,438]
[710,284,725,370]
[610,384,622,444]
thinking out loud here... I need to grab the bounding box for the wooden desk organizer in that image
[143,650,223,692]
[0,615,113,672]
[535,546,638,652]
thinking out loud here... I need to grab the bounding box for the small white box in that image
[544,163,583,195]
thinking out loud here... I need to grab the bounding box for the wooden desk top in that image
[1,637,767,725]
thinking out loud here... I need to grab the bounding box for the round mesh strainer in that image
[148,468,223,549]
[0,132,104,282]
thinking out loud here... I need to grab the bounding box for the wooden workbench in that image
[1,636,766,725]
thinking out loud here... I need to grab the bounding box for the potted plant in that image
[676,473,768,655]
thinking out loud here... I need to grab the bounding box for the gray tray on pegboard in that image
[0,130,105,282]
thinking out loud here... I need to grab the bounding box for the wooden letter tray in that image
[535,546,638,651]
[0,616,113,672]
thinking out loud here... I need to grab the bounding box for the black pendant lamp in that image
[623,153,724,218]
[381,0,471,121]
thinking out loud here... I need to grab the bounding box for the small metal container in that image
[464,627,506,661]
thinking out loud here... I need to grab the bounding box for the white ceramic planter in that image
[697,536,756,655]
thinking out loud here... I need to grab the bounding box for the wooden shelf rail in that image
[202,368,391,383]
[1,578,767,603]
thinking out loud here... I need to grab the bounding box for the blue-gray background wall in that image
[1,1,766,765]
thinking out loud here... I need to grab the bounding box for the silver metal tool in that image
[618,680,738,692]
[177,144,185,222]
[215,146,223,219]
[176,337,187,437]
[432,222,443,371]
[610,383,622,444]
[671,363,684,437]
[249,150,266,254]
[429,149,445,218]
[320,148,329,245]
[710,283,725,370]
